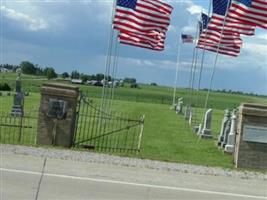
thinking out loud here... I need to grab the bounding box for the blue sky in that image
[1,0,267,95]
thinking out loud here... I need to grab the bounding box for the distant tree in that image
[71,70,80,79]
[130,83,139,88]
[80,74,91,82]
[95,73,105,81]
[150,82,157,86]
[0,82,11,91]
[61,72,70,79]
[35,65,44,75]
[43,67,57,80]
[0,64,19,71]
[124,77,136,84]
[20,61,36,75]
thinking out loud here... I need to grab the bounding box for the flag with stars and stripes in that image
[118,30,166,51]
[197,12,243,57]
[196,42,241,57]
[113,0,173,51]
[198,29,243,47]
[113,0,173,35]
[208,0,256,35]
[181,34,194,43]
[227,0,267,30]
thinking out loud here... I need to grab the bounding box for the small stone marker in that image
[195,123,202,134]
[184,105,190,120]
[225,109,238,153]
[217,109,231,146]
[221,118,231,148]
[176,98,183,114]
[188,108,193,125]
[37,83,79,148]
[11,68,24,116]
[234,103,267,169]
[200,109,213,138]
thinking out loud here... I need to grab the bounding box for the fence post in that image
[137,115,145,153]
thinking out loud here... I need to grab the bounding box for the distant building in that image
[0,68,11,73]
[71,79,83,84]
[86,80,103,87]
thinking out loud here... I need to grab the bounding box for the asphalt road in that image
[1,153,266,200]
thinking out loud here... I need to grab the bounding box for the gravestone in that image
[200,109,213,138]
[217,109,231,146]
[225,109,238,153]
[221,119,231,148]
[184,105,190,120]
[176,98,183,114]
[234,103,267,169]
[188,108,193,125]
[37,83,79,148]
[11,68,24,116]
[195,123,202,134]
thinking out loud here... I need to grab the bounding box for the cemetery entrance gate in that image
[73,93,145,153]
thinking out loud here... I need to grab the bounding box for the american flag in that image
[197,12,242,57]
[198,29,243,46]
[198,13,243,48]
[113,0,173,51]
[113,0,173,35]
[118,30,166,51]
[181,34,194,43]
[198,13,210,36]
[207,0,256,35]
[227,0,267,29]
[197,43,241,57]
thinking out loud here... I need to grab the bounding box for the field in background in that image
[1,72,267,168]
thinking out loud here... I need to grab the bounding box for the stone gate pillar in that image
[37,83,79,147]
[234,103,267,169]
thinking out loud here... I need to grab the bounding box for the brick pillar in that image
[37,83,79,148]
[234,103,267,169]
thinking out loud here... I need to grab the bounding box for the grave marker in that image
[200,109,213,138]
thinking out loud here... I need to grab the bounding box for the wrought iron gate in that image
[0,92,38,145]
[74,94,145,153]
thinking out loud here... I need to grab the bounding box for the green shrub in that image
[0,82,11,91]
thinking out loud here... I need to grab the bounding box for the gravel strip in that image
[1,144,266,180]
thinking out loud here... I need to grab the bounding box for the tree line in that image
[0,61,138,85]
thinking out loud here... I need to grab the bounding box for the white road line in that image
[1,167,266,199]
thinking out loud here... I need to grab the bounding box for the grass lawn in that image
[1,72,266,168]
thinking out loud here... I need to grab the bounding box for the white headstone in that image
[217,109,231,146]
[176,98,183,114]
[200,109,213,138]
[184,106,190,120]
[221,119,231,148]
[225,110,238,153]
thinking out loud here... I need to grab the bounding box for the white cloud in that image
[187,4,203,15]
[181,0,205,15]
[243,43,267,62]
[168,25,177,33]
[1,5,48,31]
[182,25,196,34]
[255,33,267,41]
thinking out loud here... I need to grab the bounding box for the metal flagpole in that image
[171,33,182,108]
[101,0,117,113]
[202,0,232,121]
[111,38,120,103]
[98,0,117,137]
[189,47,199,109]
[107,33,120,114]
[187,21,200,107]
[196,5,212,112]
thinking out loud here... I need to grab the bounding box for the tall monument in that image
[11,68,24,116]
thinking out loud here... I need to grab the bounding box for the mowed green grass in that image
[109,100,233,167]
[1,72,267,168]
